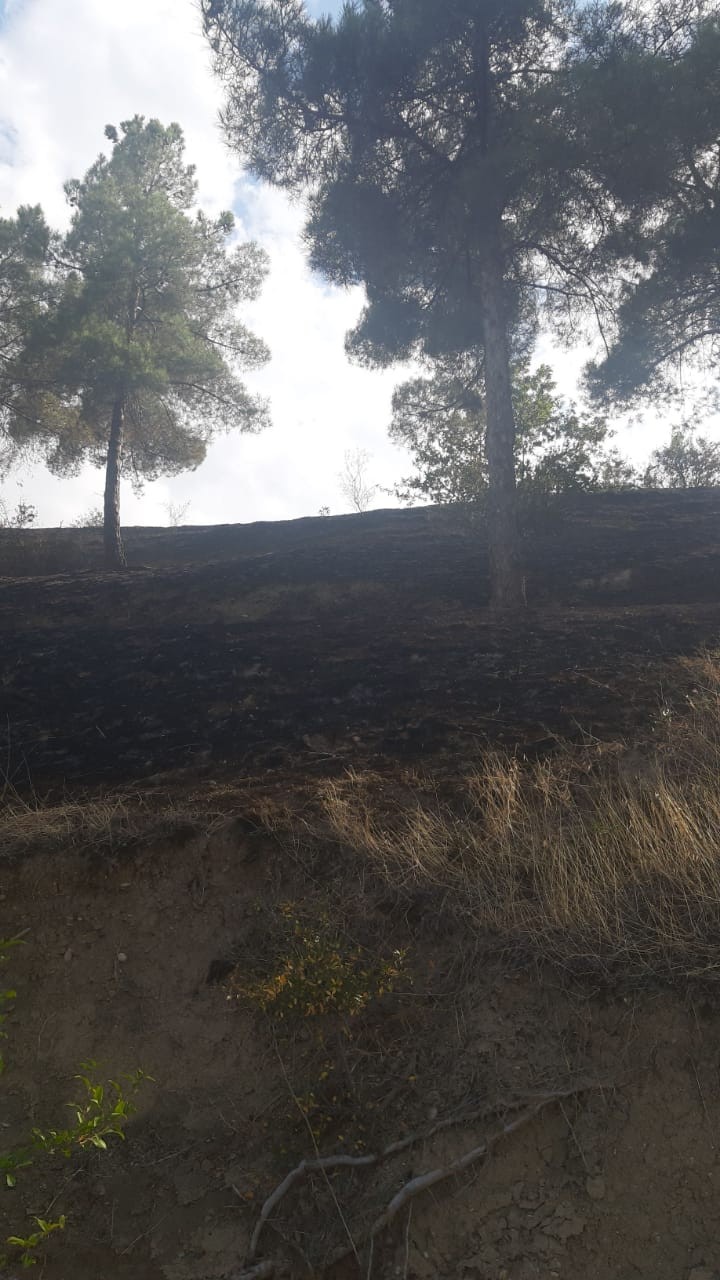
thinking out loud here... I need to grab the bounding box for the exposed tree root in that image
[249,1153,376,1257]
[232,1080,609,1279]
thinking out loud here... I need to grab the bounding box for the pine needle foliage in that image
[7,117,271,566]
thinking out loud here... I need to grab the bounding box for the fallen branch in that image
[243,1080,609,1274]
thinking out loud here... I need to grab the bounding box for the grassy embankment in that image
[4,655,720,990]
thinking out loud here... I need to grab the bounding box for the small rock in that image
[544,1212,586,1241]
[557,1216,586,1240]
[586,1175,606,1201]
[63,947,73,963]
[117,952,127,963]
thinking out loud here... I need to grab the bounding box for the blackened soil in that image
[2,491,720,789]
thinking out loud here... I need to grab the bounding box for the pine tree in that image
[8,118,271,567]
[205,0,719,606]
[0,205,50,475]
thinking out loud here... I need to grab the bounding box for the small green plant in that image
[30,1063,152,1158]
[232,907,405,1021]
[2,1063,150,1192]
[0,938,152,1270]
[6,1216,66,1268]
[0,1148,32,1190]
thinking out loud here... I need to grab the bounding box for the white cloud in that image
[0,0,235,221]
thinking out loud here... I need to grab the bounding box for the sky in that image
[0,0,702,528]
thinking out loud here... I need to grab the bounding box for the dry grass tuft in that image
[321,658,720,983]
[0,787,203,859]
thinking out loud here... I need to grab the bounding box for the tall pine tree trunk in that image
[478,244,523,610]
[104,394,127,570]
[473,19,523,612]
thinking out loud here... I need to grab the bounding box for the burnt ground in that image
[2,489,720,791]
[3,490,720,1280]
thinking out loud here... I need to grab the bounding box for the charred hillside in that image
[2,489,720,791]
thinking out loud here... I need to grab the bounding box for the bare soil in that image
[2,823,720,1280]
[2,491,720,1280]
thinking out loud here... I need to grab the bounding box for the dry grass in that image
[0,785,206,859]
[321,658,720,983]
[5,657,720,984]
[0,766,297,860]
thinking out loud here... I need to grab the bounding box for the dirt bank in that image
[2,810,719,1280]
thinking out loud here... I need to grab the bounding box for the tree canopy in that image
[0,204,50,476]
[582,9,720,404]
[204,0,715,606]
[644,424,720,489]
[6,117,271,566]
[390,360,635,506]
